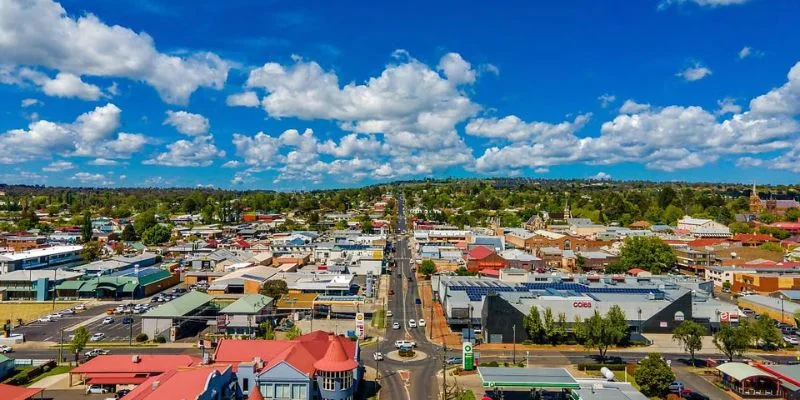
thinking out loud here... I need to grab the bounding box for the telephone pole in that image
[58,328,64,365]
[441,339,447,400]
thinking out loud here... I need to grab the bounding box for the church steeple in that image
[749,182,763,213]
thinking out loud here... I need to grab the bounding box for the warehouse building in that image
[433,274,735,342]
[141,291,215,341]
[0,269,83,300]
[0,245,83,273]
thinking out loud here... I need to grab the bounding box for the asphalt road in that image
[13,303,115,342]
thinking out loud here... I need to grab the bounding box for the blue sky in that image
[1,0,799,189]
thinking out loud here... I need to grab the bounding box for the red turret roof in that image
[313,335,358,372]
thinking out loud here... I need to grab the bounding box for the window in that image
[275,384,291,398]
[243,378,249,392]
[292,384,307,399]
[260,384,273,398]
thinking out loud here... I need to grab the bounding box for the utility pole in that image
[58,328,64,365]
[129,316,133,346]
[52,268,57,310]
[512,324,516,364]
[441,339,447,400]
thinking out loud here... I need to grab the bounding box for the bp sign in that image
[462,342,474,371]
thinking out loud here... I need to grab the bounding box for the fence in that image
[13,358,52,367]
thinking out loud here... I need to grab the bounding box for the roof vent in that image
[131,354,140,363]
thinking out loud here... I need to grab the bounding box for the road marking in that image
[43,336,52,341]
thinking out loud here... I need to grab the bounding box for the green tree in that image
[542,307,565,345]
[81,211,92,243]
[663,204,683,225]
[81,240,102,261]
[575,306,629,362]
[760,242,785,253]
[260,280,289,299]
[713,323,751,361]
[133,209,157,236]
[752,316,782,350]
[575,255,587,272]
[360,213,374,234]
[618,236,677,274]
[141,224,171,245]
[334,220,349,230]
[672,321,705,365]
[419,260,437,277]
[523,306,544,343]
[758,226,791,240]
[635,353,675,397]
[285,326,302,340]
[259,322,275,340]
[729,221,753,234]
[69,326,90,364]
[759,212,777,224]
[121,223,138,241]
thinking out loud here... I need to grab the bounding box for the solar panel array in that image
[445,280,665,301]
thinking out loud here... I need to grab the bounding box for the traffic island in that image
[385,349,428,362]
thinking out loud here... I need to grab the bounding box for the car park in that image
[392,322,400,330]
[102,317,114,324]
[90,333,106,342]
[373,352,384,361]
[0,345,12,353]
[408,319,416,328]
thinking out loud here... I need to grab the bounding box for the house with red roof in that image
[465,245,507,272]
[0,383,43,400]
[119,365,240,400]
[730,233,778,247]
[213,331,361,399]
[68,354,201,387]
[770,221,800,234]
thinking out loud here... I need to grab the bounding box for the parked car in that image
[415,298,421,305]
[85,349,110,357]
[408,319,417,328]
[386,310,393,317]
[785,336,799,345]
[90,333,106,342]
[74,303,86,310]
[392,322,400,330]
[668,381,684,392]
[116,389,131,398]
[446,357,462,365]
[373,352,384,361]
[86,385,109,394]
[122,316,133,324]
[418,319,426,327]
[0,345,12,353]
[102,317,114,324]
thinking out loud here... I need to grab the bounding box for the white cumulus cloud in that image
[163,110,209,136]
[677,64,712,81]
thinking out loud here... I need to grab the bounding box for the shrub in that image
[484,361,499,367]
[521,340,534,345]
[135,333,149,342]
[155,336,167,343]
[576,363,628,371]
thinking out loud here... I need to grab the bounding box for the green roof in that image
[138,270,172,286]
[55,280,85,290]
[479,367,579,389]
[78,281,97,293]
[717,362,774,381]
[121,281,139,293]
[0,354,11,364]
[143,291,213,318]
[220,294,274,314]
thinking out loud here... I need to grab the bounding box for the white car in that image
[386,310,393,317]
[418,319,426,327]
[85,385,108,394]
[373,352,384,361]
[102,317,114,324]
[48,313,62,320]
[408,319,417,328]
[60,309,75,315]
[90,333,106,342]
[37,315,53,323]
[392,322,400,330]
[394,340,416,348]
[75,303,86,310]
[785,336,799,345]
[0,345,12,353]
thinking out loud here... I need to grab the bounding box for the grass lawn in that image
[1,366,34,384]
[372,310,386,329]
[0,302,77,324]
[455,390,476,400]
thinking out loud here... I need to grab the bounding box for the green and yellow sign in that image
[463,342,474,370]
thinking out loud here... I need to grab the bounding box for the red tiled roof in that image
[235,240,251,248]
[687,238,727,248]
[213,331,357,377]
[71,354,200,375]
[730,233,777,243]
[466,246,495,260]
[770,222,800,230]
[628,268,646,275]
[313,335,359,372]
[479,268,500,277]
[88,376,148,385]
[121,365,232,400]
[250,387,265,400]
[0,384,43,400]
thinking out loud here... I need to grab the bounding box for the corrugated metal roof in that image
[143,291,213,318]
[717,362,772,381]
[219,294,273,314]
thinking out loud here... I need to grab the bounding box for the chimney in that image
[131,354,140,363]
